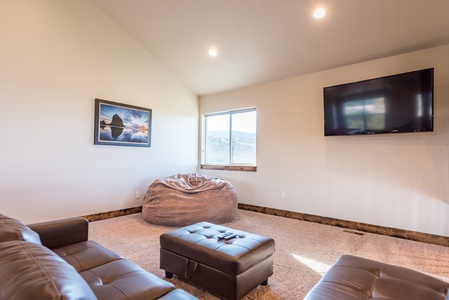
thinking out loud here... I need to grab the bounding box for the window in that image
[343,97,385,130]
[202,108,256,171]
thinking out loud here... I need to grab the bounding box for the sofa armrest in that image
[28,217,89,249]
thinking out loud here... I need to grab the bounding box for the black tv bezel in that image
[323,68,434,137]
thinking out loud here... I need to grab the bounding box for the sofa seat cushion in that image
[80,259,178,300]
[0,240,97,300]
[0,213,41,244]
[53,240,122,271]
[54,240,179,300]
[304,255,449,300]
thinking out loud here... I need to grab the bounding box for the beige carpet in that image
[89,209,449,299]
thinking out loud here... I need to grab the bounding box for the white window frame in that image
[200,108,257,172]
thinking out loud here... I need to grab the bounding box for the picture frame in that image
[94,98,152,147]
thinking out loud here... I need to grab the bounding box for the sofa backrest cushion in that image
[0,213,42,244]
[0,240,97,300]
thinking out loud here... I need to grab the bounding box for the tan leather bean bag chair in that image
[142,173,237,226]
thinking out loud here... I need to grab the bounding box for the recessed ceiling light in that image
[313,8,326,19]
[208,49,217,57]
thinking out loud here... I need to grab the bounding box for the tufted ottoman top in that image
[160,222,275,276]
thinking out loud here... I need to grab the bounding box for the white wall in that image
[0,0,198,223]
[200,45,449,237]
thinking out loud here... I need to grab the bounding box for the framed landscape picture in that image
[94,98,152,147]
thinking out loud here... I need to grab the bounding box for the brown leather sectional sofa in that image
[0,213,197,300]
[304,254,449,300]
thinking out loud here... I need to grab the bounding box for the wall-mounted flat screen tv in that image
[323,68,434,136]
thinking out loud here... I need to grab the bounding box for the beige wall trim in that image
[238,203,449,247]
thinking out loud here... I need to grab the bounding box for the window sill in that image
[200,164,257,172]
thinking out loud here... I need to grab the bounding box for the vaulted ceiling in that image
[91,0,449,95]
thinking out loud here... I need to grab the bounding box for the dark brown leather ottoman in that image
[160,222,275,300]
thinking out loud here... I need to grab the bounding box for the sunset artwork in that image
[94,99,152,147]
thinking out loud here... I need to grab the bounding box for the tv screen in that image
[323,68,434,136]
